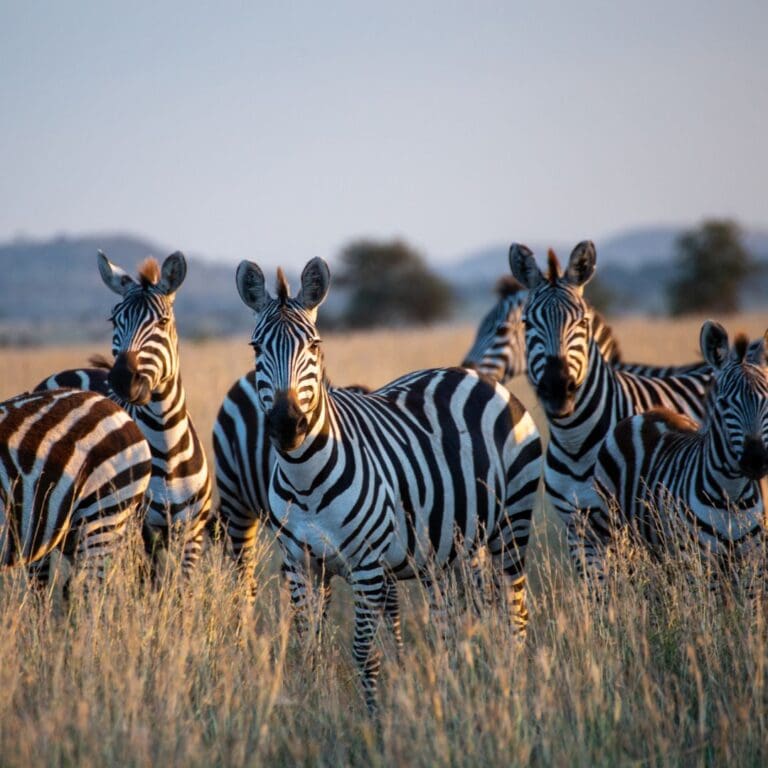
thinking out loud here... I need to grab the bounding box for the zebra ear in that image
[700,320,729,369]
[158,251,187,296]
[97,250,136,296]
[297,257,331,311]
[236,261,271,313]
[509,244,542,290]
[565,241,596,290]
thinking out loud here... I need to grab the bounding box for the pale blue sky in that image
[1,1,766,268]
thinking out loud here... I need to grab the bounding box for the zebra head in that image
[510,241,597,417]
[701,321,768,481]
[98,251,186,405]
[461,276,528,382]
[236,257,330,453]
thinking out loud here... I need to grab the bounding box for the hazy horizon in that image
[2,2,766,268]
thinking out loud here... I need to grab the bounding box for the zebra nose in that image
[566,378,577,395]
[108,352,150,404]
[267,390,309,451]
[739,436,768,480]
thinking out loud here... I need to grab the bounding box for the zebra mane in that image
[733,333,749,362]
[138,258,161,288]
[88,354,112,371]
[276,268,290,304]
[495,275,525,298]
[547,249,561,284]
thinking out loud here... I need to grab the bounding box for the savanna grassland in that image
[1,312,768,767]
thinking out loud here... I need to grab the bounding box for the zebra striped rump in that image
[0,388,151,576]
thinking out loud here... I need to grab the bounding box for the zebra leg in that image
[350,564,386,715]
[422,575,451,643]
[227,512,262,605]
[382,573,403,661]
[487,509,531,639]
[27,555,54,593]
[567,509,609,596]
[180,523,205,579]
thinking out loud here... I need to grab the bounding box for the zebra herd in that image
[1,242,767,712]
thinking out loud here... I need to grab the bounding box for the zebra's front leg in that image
[488,507,531,639]
[27,555,54,594]
[350,564,387,715]
[282,557,332,642]
[567,508,609,597]
[382,573,403,661]
[227,513,262,606]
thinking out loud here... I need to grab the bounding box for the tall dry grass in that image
[0,311,767,766]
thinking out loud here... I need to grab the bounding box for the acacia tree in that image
[667,219,753,315]
[336,239,453,328]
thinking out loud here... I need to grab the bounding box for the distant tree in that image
[336,239,453,328]
[667,219,754,316]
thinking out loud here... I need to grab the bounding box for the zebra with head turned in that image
[37,252,212,578]
[1,388,151,584]
[232,256,542,712]
[509,240,713,580]
[593,322,768,588]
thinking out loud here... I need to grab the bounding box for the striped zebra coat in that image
[0,388,151,579]
[594,322,768,587]
[37,252,212,577]
[510,241,712,578]
[234,257,542,712]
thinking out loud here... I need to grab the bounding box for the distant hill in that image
[1,225,767,344]
[0,234,250,345]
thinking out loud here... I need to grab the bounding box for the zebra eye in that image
[308,338,322,352]
[158,317,170,327]
[251,342,262,355]
[496,324,510,334]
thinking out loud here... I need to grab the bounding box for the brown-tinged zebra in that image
[230,257,542,713]
[37,252,212,577]
[1,388,151,583]
[509,240,713,581]
[593,322,768,589]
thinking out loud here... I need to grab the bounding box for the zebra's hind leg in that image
[350,564,386,715]
[382,573,403,661]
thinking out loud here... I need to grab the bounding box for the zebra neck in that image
[546,342,616,451]
[701,420,754,505]
[127,374,191,453]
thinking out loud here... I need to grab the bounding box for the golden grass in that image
[0,311,767,766]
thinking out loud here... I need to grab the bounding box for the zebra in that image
[1,388,151,585]
[593,321,768,590]
[233,256,542,712]
[509,240,713,579]
[460,276,708,383]
[37,251,212,578]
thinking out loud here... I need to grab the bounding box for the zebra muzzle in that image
[537,356,576,416]
[108,352,152,405]
[739,436,768,481]
[267,390,309,452]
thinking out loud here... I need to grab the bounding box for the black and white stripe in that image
[231,257,542,712]
[593,322,768,587]
[510,241,712,578]
[37,252,212,577]
[0,388,151,582]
